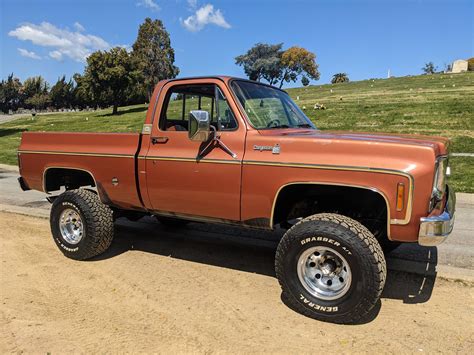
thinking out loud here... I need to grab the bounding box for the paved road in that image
[1,165,472,276]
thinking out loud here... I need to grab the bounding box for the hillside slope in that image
[287,72,473,152]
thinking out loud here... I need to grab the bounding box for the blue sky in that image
[1,0,473,87]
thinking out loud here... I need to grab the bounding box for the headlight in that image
[430,156,448,209]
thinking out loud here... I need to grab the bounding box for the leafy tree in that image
[422,62,437,74]
[331,73,349,84]
[72,73,93,109]
[235,43,283,84]
[22,76,49,109]
[25,93,51,111]
[279,46,320,88]
[301,76,310,86]
[132,18,179,100]
[50,76,74,109]
[22,76,49,106]
[467,57,474,71]
[83,47,141,114]
[0,74,23,113]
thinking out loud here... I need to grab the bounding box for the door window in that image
[160,84,237,131]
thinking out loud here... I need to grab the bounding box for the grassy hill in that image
[1,72,473,191]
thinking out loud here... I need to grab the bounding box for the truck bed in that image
[18,132,144,210]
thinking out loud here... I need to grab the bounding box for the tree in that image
[422,62,437,74]
[331,73,349,84]
[0,74,23,113]
[25,93,51,111]
[279,46,320,88]
[83,47,141,114]
[301,76,310,86]
[235,43,283,84]
[50,76,74,109]
[22,76,49,109]
[132,18,179,100]
[467,57,474,71]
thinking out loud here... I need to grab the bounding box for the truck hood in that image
[258,129,449,156]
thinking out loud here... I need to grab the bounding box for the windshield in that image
[231,80,316,130]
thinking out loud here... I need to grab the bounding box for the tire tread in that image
[275,213,386,324]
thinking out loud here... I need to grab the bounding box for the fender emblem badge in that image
[253,144,281,154]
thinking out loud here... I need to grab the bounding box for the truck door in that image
[145,80,245,222]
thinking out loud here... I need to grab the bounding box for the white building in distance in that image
[451,59,468,73]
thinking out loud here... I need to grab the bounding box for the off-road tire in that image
[50,189,114,260]
[275,213,386,324]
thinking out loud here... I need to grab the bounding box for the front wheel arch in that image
[271,182,391,240]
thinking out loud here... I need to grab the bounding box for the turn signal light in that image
[396,183,405,211]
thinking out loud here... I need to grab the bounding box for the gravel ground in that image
[1,212,473,353]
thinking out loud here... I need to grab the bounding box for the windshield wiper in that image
[296,123,313,128]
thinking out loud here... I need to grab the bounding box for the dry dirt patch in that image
[1,212,473,353]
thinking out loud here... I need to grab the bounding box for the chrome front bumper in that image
[418,186,456,246]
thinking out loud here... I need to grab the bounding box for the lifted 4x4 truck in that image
[18,77,455,324]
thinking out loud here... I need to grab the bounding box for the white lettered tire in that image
[50,189,114,260]
[275,213,386,324]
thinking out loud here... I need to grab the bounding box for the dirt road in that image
[1,212,473,353]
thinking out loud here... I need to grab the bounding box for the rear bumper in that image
[418,186,455,246]
[18,177,31,191]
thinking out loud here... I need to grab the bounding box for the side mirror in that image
[188,110,211,142]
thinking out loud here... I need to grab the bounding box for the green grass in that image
[287,72,474,151]
[1,72,473,192]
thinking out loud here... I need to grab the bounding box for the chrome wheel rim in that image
[59,208,84,244]
[297,245,352,300]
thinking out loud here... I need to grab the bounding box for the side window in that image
[161,84,237,131]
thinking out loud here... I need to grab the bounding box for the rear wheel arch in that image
[43,167,103,200]
[271,182,391,240]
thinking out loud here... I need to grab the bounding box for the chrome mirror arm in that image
[198,126,238,159]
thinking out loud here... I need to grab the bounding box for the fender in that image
[270,181,392,239]
[42,166,105,203]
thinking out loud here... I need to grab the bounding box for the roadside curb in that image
[0,163,19,172]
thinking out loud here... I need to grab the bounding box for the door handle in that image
[151,136,169,144]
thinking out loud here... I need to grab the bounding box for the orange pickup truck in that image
[18,76,455,323]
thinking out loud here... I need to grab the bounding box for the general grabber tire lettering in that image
[50,189,114,260]
[275,213,386,324]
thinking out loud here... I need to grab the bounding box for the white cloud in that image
[17,48,41,59]
[49,50,63,61]
[74,22,85,32]
[136,0,160,12]
[9,22,110,62]
[187,0,198,9]
[181,3,231,32]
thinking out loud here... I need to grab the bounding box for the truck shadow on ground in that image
[93,216,438,324]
